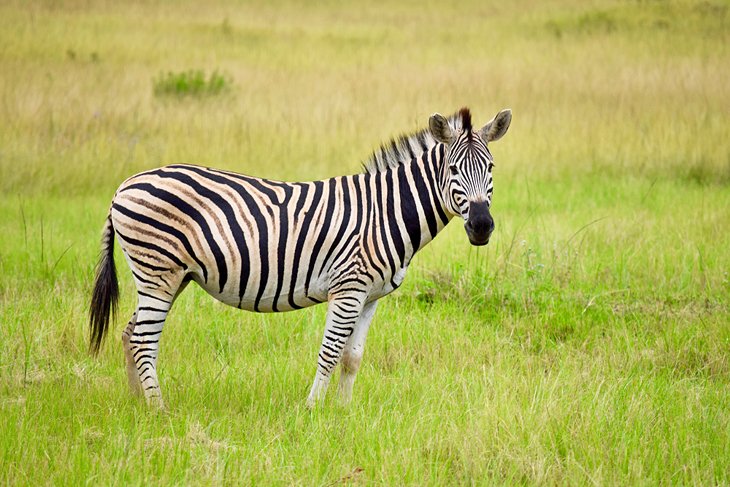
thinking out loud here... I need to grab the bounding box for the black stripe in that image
[127,253,169,273]
[137,306,168,313]
[130,338,159,345]
[137,290,171,303]
[352,175,364,234]
[397,163,422,254]
[332,277,369,288]
[271,184,294,312]
[415,153,439,239]
[332,286,370,295]
[132,330,162,337]
[326,329,352,339]
[385,167,406,265]
[134,319,164,326]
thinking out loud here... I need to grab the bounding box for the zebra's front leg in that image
[307,294,366,408]
[338,300,378,405]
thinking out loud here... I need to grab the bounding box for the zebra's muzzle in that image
[465,201,494,246]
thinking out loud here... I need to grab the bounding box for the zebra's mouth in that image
[465,220,492,246]
[467,233,491,246]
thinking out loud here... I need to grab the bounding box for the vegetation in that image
[1,0,728,484]
[153,69,232,98]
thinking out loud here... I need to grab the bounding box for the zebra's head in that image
[429,108,512,246]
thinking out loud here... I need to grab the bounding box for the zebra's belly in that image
[193,273,329,313]
[193,263,409,311]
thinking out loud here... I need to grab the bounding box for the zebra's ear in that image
[479,109,512,143]
[429,113,455,144]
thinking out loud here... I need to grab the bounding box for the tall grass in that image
[1,0,728,484]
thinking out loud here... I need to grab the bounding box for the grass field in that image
[1,0,729,484]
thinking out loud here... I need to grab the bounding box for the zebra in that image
[89,107,512,408]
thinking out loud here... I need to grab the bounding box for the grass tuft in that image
[152,69,232,98]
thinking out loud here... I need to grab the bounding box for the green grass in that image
[1,0,729,484]
[153,69,232,98]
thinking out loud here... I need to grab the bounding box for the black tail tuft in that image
[89,215,119,356]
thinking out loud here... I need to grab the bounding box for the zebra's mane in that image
[362,108,473,174]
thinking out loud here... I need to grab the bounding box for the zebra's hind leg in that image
[307,293,366,408]
[128,292,174,409]
[121,311,141,395]
[338,300,378,405]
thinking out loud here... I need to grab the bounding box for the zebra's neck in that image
[366,143,453,268]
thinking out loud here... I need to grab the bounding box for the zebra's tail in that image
[89,213,119,356]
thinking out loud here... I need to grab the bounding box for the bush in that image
[152,69,232,98]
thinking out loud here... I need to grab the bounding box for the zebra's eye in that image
[488,162,494,172]
[449,165,459,176]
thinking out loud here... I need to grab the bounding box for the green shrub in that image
[152,69,232,98]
